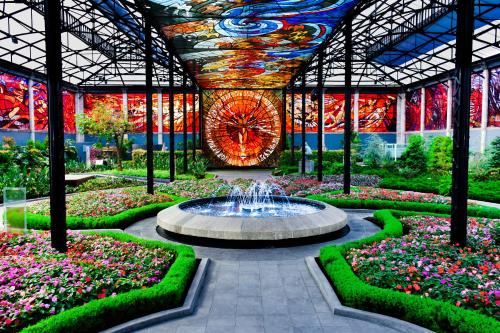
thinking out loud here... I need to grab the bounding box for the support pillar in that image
[344,16,353,194]
[199,90,203,149]
[480,68,489,153]
[44,0,67,252]
[420,87,425,135]
[446,78,453,137]
[396,92,406,144]
[301,75,306,175]
[28,79,35,142]
[182,75,188,174]
[353,90,359,133]
[291,86,295,164]
[317,50,324,181]
[450,0,474,247]
[282,89,287,151]
[192,90,197,160]
[123,91,128,141]
[145,15,154,194]
[169,52,175,182]
[75,91,84,143]
[157,90,163,145]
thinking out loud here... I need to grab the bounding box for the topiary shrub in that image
[398,135,427,177]
[428,136,452,173]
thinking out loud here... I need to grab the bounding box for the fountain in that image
[157,181,348,244]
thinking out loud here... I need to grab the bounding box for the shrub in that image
[398,135,427,177]
[428,136,452,173]
[362,134,388,168]
[189,157,208,179]
[485,136,500,170]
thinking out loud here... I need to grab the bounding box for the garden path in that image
[124,210,400,333]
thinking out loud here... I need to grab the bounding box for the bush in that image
[362,134,388,168]
[428,136,452,173]
[189,157,208,179]
[485,136,500,170]
[398,135,427,177]
[131,149,205,170]
[319,210,500,333]
[21,232,196,333]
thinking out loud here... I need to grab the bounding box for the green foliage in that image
[66,177,142,194]
[398,135,427,177]
[485,136,500,170]
[362,134,388,168]
[307,193,500,218]
[189,157,209,179]
[428,136,453,173]
[319,210,500,333]
[64,139,78,161]
[21,232,196,333]
[131,149,205,170]
[27,195,186,230]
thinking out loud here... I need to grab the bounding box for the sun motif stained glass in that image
[203,90,282,167]
[145,0,358,89]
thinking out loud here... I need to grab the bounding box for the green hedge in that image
[100,169,215,180]
[22,232,196,333]
[131,149,204,170]
[279,149,344,166]
[379,175,500,204]
[307,194,500,219]
[319,210,500,333]
[27,195,186,230]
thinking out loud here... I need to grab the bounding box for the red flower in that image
[77,288,83,294]
[85,277,91,283]
[97,293,106,299]
[413,284,421,291]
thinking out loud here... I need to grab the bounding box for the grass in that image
[21,231,196,333]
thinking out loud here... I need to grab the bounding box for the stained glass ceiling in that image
[144,0,358,89]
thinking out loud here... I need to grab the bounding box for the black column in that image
[317,50,324,182]
[291,85,295,165]
[44,0,66,252]
[301,74,306,175]
[343,17,352,194]
[169,52,175,181]
[282,89,287,151]
[199,90,203,148]
[182,74,188,174]
[192,90,197,161]
[451,0,474,247]
[145,16,154,194]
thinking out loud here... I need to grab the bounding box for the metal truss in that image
[302,0,499,89]
[0,0,194,89]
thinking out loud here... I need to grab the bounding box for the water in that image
[182,181,323,218]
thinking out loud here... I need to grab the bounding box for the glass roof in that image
[145,0,358,89]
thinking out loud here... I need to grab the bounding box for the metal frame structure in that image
[1,0,499,249]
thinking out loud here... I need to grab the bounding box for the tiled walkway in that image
[125,210,401,333]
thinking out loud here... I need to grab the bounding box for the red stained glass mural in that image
[0,72,29,130]
[424,83,448,130]
[470,73,483,128]
[489,67,500,127]
[358,94,397,132]
[63,91,76,133]
[324,94,349,133]
[286,93,316,133]
[127,93,147,133]
[405,89,421,131]
[203,90,282,167]
[33,81,48,131]
[162,94,197,133]
[84,93,123,117]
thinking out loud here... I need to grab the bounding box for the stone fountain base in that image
[157,197,348,242]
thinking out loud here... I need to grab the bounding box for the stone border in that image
[102,258,210,333]
[157,198,347,241]
[305,257,434,333]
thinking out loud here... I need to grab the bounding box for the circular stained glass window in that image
[205,90,281,167]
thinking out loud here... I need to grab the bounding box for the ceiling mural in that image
[146,0,357,89]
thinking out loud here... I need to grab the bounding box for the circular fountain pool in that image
[157,195,348,244]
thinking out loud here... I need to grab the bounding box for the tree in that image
[362,134,388,168]
[428,136,453,173]
[398,134,427,177]
[77,102,133,170]
[485,136,500,170]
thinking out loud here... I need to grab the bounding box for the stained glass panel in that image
[358,94,397,132]
[405,89,421,132]
[424,83,447,131]
[488,67,500,127]
[0,72,29,130]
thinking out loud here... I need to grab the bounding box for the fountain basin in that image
[157,196,348,241]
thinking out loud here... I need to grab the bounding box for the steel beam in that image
[44,0,67,252]
[183,74,188,174]
[450,0,474,247]
[301,74,306,175]
[317,50,324,182]
[145,15,154,194]
[192,90,197,161]
[344,17,353,194]
[169,51,175,182]
[291,85,295,165]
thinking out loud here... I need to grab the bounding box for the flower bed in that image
[346,215,499,318]
[0,231,176,331]
[324,187,452,204]
[29,188,172,218]
[66,176,143,194]
[157,179,228,198]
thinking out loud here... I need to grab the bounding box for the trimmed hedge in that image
[307,194,500,219]
[319,209,500,333]
[22,231,196,333]
[101,169,216,180]
[27,195,186,230]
